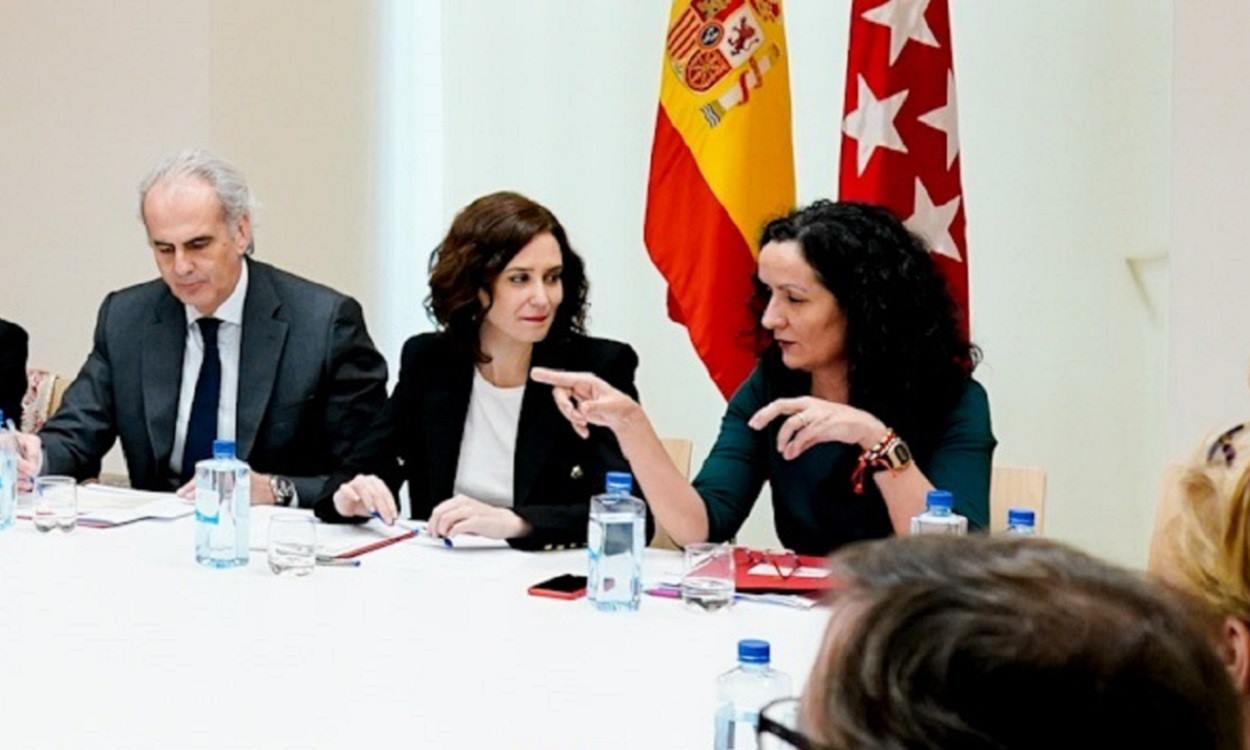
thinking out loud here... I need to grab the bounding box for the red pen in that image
[336,527,418,559]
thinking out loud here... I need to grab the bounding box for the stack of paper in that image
[75,485,194,527]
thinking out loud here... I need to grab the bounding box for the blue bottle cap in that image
[605,471,633,494]
[212,439,236,458]
[926,489,954,511]
[738,639,771,664]
[1007,508,1036,527]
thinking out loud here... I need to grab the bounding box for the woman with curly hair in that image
[535,200,994,555]
[315,191,640,550]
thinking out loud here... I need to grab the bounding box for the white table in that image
[0,507,829,749]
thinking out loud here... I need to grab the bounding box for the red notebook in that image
[733,548,835,593]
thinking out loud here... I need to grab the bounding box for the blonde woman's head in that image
[1164,423,1250,622]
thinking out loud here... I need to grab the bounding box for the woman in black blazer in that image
[0,318,28,427]
[316,192,640,550]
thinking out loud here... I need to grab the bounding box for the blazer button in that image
[570,465,583,479]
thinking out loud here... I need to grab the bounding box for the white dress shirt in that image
[169,262,248,476]
[452,368,525,508]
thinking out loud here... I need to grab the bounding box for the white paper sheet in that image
[313,518,508,556]
[75,485,194,526]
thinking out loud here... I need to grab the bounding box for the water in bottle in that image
[1006,507,1037,536]
[194,439,251,568]
[909,489,968,535]
[587,471,645,612]
[0,410,16,530]
[714,639,793,750]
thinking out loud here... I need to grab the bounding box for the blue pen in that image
[372,511,446,545]
[371,510,403,528]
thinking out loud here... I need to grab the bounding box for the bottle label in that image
[714,702,759,749]
[587,519,603,552]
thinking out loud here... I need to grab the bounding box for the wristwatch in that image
[270,475,298,507]
[877,432,913,472]
[851,429,912,495]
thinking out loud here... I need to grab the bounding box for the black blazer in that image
[316,331,645,551]
[0,319,28,427]
[39,259,388,504]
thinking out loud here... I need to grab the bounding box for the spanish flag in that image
[644,0,796,399]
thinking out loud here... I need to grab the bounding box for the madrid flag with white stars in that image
[839,0,969,332]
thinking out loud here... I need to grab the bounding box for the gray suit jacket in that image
[39,258,388,506]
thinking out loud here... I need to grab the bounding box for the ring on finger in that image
[796,413,809,428]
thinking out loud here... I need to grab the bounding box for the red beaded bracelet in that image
[850,428,898,495]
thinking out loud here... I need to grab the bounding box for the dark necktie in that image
[180,317,222,483]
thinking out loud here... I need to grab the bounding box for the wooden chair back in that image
[989,465,1047,533]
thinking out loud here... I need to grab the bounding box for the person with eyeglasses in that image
[1151,420,1250,747]
[534,201,994,556]
[755,535,1241,750]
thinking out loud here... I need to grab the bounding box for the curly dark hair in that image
[756,200,979,450]
[426,191,589,362]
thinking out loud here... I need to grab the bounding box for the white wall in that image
[209,0,381,314]
[2,1,212,377]
[1169,0,1250,458]
[954,1,1172,564]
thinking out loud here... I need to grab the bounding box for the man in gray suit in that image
[15,150,387,507]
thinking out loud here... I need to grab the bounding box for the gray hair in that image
[138,149,257,254]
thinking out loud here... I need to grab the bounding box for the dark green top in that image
[692,367,996,556]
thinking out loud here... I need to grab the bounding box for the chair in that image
[21,368,70,433]
[22,368,130,487]
[989,465,1047,533]
[648,437,693,550]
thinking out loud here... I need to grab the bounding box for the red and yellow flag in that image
[644,0,796,398]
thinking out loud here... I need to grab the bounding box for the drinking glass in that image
[267,512,316,576]
[33,476,77,532]
[682,542,735,611]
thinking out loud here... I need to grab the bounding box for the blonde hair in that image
[1168,423,1250,621]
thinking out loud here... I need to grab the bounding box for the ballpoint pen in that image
[315,555,361,567]
[247,545,364,567]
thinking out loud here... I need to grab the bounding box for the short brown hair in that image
[803,535,1240,750]
[426,191,588,362]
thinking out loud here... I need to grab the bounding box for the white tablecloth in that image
[0,506,829,749]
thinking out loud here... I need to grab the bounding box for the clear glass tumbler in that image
[33,476,77,533]
[682,542,735,612]
[267,512,316,576]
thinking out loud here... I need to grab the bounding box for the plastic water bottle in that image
[0,410,17,530]
[714,639,793,750]
[1006,507,1037,536]
[909,489,968,535]
[194,439,250,568]
[587,471,645,612]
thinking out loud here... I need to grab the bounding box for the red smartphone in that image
[527,574,588,600]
